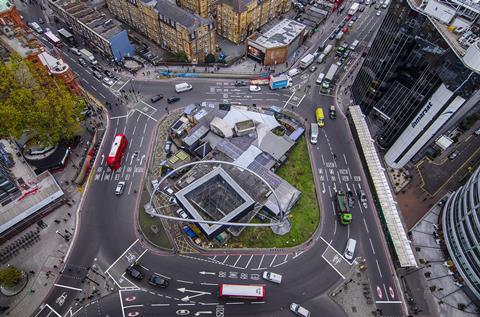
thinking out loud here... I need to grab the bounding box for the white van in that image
[175,82,192,93]
[316,72,325,84]
[323,44,333,56]
[316,53,326,64]
[349,40,360,51]
[344,238,357,261]
[310,123,318,144]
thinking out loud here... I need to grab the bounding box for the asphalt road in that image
[18,1,404,317]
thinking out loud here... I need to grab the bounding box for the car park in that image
[249,85,261,92]
[126,265,144,280]
[176,208,189,219]
[93,70,103,80]
[150,94,163,103]
[148,275,169,288]
[262,271,283,284]
[78,58,87,67]
[115,181,125,195]
[167,97,180,104]
[234,80,247,86]
[103,77,114,86]
[290,303,311,317]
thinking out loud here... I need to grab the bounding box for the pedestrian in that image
[29,270,35,274]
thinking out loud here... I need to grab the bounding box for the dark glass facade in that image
[351,0,479,148]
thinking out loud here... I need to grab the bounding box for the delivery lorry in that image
[348,2,360,15]
[80,48,97,65]
[269,75,291,90]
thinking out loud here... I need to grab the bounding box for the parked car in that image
[91,65,103,73]
[78,58,87,67]
[475,128,480,136]
[126,265,144,280]
[104,70,115,78]
[167,97,180,104]
[148,275,169,288]
[163,186,174,196]
[150,94,163,103]
[358,189,367,208]
[249,85,261,92]
[38,17,44,24]
[115,181,125,195]
[262,271,283,284]
[348,20,355,27]
[290,303,311,317]
[176,208,189,219]
[347,190,355,208]
[310,65,317,72]
[70,47,82,56]
[376,10,382,16]
[164,140,173,154]
[234,80,247,86]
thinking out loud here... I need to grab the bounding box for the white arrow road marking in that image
[322,183,326,194]
[195,312,212,316]
[177,288,211,302]
[199,271,216,275]
[140,154,145,165]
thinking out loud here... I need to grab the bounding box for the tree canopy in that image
[0,266,22,288]
[0,54,84,146]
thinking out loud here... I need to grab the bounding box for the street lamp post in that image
[55,230,70,242]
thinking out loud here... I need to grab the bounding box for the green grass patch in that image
[228,136,320,248]
[138,188,173,250]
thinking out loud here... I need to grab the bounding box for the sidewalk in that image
[0,98,108,316]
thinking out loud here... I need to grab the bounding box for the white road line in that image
[363,218,369,233]
[343,153,348,164]
[177,280,194,284]
[369,238,375,255]
[383,283,390,301]
[136,108,158,122]
[199,302,219,306]
[119,291,126,317]
[140,135,144,147]
[116,78,131,93]
[251,302,265,304]
[233,255,242,267]
[269,255,278,267]
[105,239,140,273]
[99,92,106,99]
[243,255,253,269]
[53,284,83,292]
[178,303,195,306]
[222,256,230,265]
[127,182,132,195]
[226,302,244,305]
[123,304,144,309]
[293,251,304,259]
[376,259,383,278]
[331,201,336,216]
[375,301,403,304]
[200,282,218,286]
[151,304,170,307]
[257,255,265,269]
[154,272,171,279]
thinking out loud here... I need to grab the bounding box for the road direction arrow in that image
[199,271,216,275]
[177,288,211,295]
[140,154,145,165]
[195,312,212,316]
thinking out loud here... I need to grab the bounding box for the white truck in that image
[299,54,315,69]
[80,48,97,65]
[321,64,339,90]
[310,123,319,144]
[348,2,360,15]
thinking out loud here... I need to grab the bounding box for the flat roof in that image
[0,0,14,13]
[250,19,306,49]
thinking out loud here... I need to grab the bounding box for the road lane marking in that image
[375,301,402,304]
[154,272,171,279]
[269,255,277,267]
[243,255,253,269]
[105,239,140,273]
[226,302,244,305]
[222,256,229,265]
[53,284,82,292]
[383,283,389,301]
[363,218,369,233]
[177,280,194,284]
[123,304,144,309]
[233,255,242,267]
[257,255,265,269]
[200,282,218,286]
[369,238,375,255]
[151,303,170,306]
[375,259,383,278]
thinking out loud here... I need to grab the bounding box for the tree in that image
[0,54,84,146]
[205,53,215,64]
[174,51,188,62]
[0,267,22,288]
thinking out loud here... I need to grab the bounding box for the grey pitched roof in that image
[143,0,213,33]
[218,0,255,12]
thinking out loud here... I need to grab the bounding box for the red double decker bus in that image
[44,31,63,48]
[219,284,266,300]
[106,134,128,171]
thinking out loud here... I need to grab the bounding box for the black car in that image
[329,32,336,40]
[78,58,87,67]
[91,65,103,73]
[150,94,163,103]
[92,70,103,80]
[126,265,144,280]
[347,190,355,208]
[148,275,169,288]
[234,80,247,86]
[104,70,115,78]
[167,97,180,104]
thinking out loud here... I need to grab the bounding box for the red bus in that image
[106,134,128,171]
[219,284,265,300]
[44,31,63,48]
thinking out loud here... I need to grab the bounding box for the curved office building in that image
[443,167,480,301]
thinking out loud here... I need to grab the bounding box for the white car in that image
[176,208,189,219]
[115,181,125,195]
[262,271,282,284]
[103,77,114,86]
[249,85,261,92]
[163,186,174,196]
[288,68,301,77]
[290,303,311,317]
[376,10,381,16]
